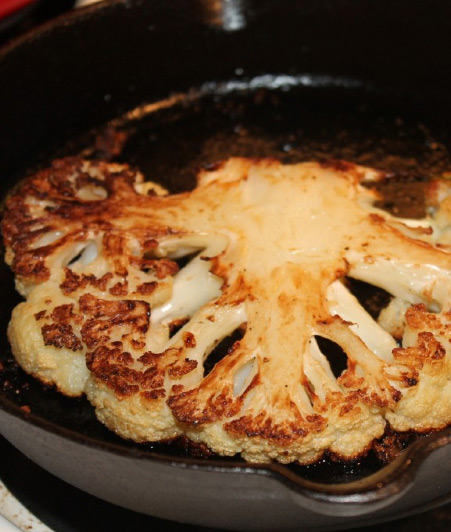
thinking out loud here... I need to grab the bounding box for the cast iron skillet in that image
[2,1,451,530]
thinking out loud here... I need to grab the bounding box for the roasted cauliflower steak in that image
[2,156,451,465]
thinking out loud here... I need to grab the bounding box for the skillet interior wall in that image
[1,0,451,192]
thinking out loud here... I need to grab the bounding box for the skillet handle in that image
[287,429,451,518]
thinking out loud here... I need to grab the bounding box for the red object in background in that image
[0,0,36,19]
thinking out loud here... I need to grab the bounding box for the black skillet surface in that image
[2,1,451,530]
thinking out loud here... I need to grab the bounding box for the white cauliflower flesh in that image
[2,157,451,465]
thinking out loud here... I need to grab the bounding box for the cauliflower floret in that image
[387,304,451,431]
[2,156,451,465]
[7,281,90,397]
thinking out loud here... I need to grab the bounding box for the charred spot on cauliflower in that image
[2,156,451,464]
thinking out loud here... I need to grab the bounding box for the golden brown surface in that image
[2,157,451,464]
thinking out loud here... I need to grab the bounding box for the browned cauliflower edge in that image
[2,156,451,465]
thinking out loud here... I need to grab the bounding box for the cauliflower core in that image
[2,157,451,464]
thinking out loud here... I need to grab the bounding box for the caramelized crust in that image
[3,156,451,464]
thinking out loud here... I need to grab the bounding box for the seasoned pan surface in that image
[2,1,451,529]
